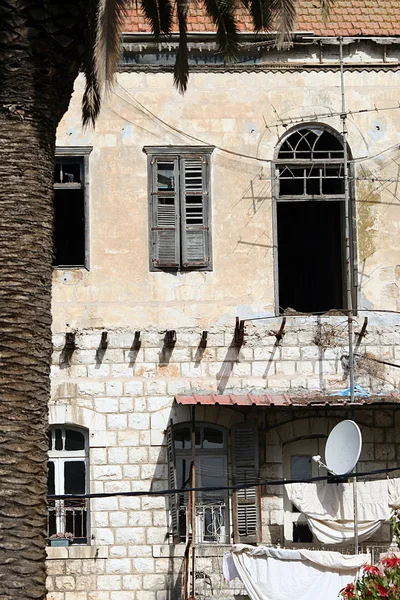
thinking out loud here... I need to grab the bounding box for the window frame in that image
[168,420,260,545]
[271,125,357,315]
[143,146,214,272]
[48,426,90,545]
[54,147,92,270]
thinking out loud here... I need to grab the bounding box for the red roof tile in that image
[175,393,400,407]
[123,1,400,37]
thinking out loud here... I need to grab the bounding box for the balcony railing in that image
[47,498,88,544]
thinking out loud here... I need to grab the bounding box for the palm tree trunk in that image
[0,3,87,595]
[0,90,57,600]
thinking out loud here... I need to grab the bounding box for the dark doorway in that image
[277,201,344,313]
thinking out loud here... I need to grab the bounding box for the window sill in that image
[46,545,107,560]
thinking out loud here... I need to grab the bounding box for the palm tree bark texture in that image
[0,2,88,598]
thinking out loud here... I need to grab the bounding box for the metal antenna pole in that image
[339,36,358,554]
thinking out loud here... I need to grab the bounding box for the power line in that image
[265,103,400,130]
[47,465,400,501]
[111,83,400,167]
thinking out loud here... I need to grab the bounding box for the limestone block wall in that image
[47,320,400,600]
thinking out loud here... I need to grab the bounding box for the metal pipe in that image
[339,36,355,406]
[340,36,358,554]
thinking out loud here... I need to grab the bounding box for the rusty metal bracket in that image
[356,317,368,339]
[270,317,286,345]
[200,331,208,348]
[165,330,177,347]
[234,317,245,346]
[101,331,108,350]
[65,332,76,351]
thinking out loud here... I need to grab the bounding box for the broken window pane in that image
[157,163,175,190]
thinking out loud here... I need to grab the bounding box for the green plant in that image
[390,509,400,547]
[340,557,400,599]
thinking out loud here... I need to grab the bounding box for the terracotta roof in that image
[123,1,400,37]
[175,393,400,406]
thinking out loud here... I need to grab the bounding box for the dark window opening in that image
[276,126,353,314]
[277,201,344,313]
[293,523,313,543]
[53,155,87,268]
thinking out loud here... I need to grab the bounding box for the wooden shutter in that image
[166,421,179,539]
[149,156,180,268]
[180,155,211,269]
[232,421,260,544]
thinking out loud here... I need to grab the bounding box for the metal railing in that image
[47,498,88,544]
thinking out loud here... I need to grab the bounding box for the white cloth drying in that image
[284,479,391,544]
[223,544,367,600]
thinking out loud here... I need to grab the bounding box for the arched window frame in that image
[272,124,357,315]
[48,426,89,545]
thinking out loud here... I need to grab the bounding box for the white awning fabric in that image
[223,544,368,600]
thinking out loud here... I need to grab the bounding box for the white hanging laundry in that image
[223,544,368,600]
[388,478,400,507]
[284,479,390,543]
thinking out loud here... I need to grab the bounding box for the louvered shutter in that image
[232,422,260,544]
[166,421,179,539]
[180,155,211,269]
[149,157,180,268]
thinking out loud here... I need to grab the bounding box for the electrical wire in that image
[48,464,400,501]
[111,82,400,168]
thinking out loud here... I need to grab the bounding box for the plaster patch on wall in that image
[368,120,385,142]
[356,173,380,262]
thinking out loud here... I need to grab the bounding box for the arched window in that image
[274,126,355,314]
[47,427,89,544]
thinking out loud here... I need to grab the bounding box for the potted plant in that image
[49,532,74,547]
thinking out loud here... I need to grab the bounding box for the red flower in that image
[340,583,355,599]
[375,583,389,598]
[364,565,382,576]
[382,556,400,569]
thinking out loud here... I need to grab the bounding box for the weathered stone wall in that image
[53,53,400,331]
[47,323,400,599]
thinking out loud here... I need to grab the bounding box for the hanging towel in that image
[223,544,368,600]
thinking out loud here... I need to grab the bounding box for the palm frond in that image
[140,0,173,38]
[203,0,239,59]
[95,0,127,91]
[241,0,274,32]
[320,0,333,22]
[270,0,296,47]
[82,0,102,127]
[173,0,189,92]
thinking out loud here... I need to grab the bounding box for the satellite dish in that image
[325,420,362,475]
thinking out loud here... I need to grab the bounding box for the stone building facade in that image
[48,3,400,599]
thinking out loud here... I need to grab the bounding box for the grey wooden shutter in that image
[180,155,211,269]
[232,421,260,544]
[166,421,179,539]
[149,156,180,268]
